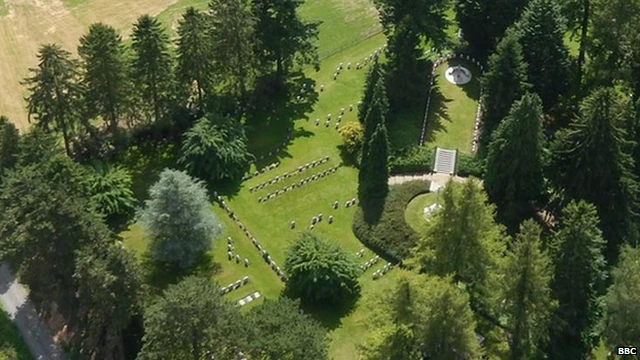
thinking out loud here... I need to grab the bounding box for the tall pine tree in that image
[0,116,20,177]
[502,220,556,359]
[78,23,130,133]
[251,0,319,82]
[131,15,174,124]
[361,76,389,158]
[485,93,544,230]
[176,7,214,110]
[358,60,382,124]
[478,29,529,155]
[548,201,607,360]
[23,44,82,156]
[516,0,571,110]
[550,87,638,259]
[208,0,257,98]
[358,122,390,223]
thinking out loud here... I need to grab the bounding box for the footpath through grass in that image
[0,309,32,360]
[424,58,481,154]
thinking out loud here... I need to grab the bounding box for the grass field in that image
[0,309,32,360]
[424,58,480,154]
[404,192,439,233]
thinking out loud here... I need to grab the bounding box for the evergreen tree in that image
[138,169,222,268]
[561,0,591,85]
[16,127,60,167]
[358,123,390,223]
[138,276,243,360]
[485,93,544,230]
[23,44,82,156]
[364,273,481,360]
[208,0,257,98]
[374,0,449,46]
[548,201,607,360]
[0,116,20,177]
[179,114,254,182]
[358,60,382,124]
[361,76,389,158]
[245,298,329,360]
[251,0,319,82]
[478,29,529,155]
[131,15,174,124]
[455,0,530,58]
[602,245,640,352]
[502,220,556,359]
[284,232,362,305]
[176,7,214,110]
[550,87,638,259]
[73,243,142,360]
[78,23,130,133]
[516,0,571,110]
[415,179,506,312]
[86,162,136,227]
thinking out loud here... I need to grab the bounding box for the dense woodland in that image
[1,0,640,359]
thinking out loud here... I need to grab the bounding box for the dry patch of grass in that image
[0,0,178,129]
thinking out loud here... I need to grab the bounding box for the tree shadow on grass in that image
[141,252,221,294]
[296,294,359,331]
[422,87,452,145]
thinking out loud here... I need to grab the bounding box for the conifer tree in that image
[358,60,382,124]
[208,0,256,98]
[502,220,556,359]
[516,0,571,110]
[548,201,607,360]
[0,116,20,177]
[176,7,214,109]
[358,123,390,222]
[602,245,640,352]
[485,93,544,230]
[131,15,174,124]
[361,76,388,158]
[550,87,638,259]
[416,179,506,311]
[479,29,529,154]
[78,23,130,133]
[23,44,82,156]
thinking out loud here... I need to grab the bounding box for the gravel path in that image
[0,263,68,360]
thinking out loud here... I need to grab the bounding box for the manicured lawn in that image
[424,58,480,154]
[0,309,32,360]
[404,192,440,233]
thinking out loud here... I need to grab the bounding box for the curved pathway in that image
[0,263,68,360]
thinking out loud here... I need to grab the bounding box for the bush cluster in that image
[352,180,430,262]
[389,146,434,174]
[456,152,485,178]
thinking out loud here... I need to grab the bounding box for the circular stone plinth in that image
[444,65,472,85]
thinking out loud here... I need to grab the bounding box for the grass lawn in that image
[404,192,439,233]
[0,308,32,360]
[424,58,480,154]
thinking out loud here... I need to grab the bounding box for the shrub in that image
[456,152,485,178]
[389,146,433,174]
[352,180,430,262]
[338,122,364,155]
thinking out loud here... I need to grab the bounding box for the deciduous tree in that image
[244,298,328,360]
[138,276,243,360]
[284,232,362,305]
[138,169,221,268]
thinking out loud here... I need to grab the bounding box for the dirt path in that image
[0,263,68,360]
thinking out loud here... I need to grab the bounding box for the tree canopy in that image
[138,168,221,268]
[284,232,362,305]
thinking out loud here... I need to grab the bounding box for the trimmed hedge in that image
[456,152,485,178]
[352,180,430,262]
[389,146,433,174]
